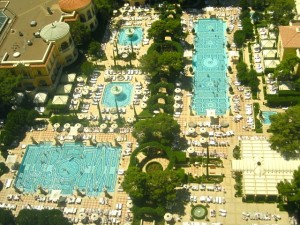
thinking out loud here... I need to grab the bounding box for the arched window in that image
[60,41,69,52]
[80,14,86,22]
[87,10,92,20]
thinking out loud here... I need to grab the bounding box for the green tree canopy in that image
[0,208,15,225]
[148,20,167,42]
[81,61,95,77]
[274,55,300,81]
[269,0,296,26]
[132,114,180,145]
[122,167,183,206]
[233,30,246,48]
[94,0,118,20]
[277,167,300,210]
[269,106,300,158]
[88,41,101,57]
[0,69,21,106]
[70,21,91,46]
[16,209,71,225]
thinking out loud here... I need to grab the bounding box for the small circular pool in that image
[191,204,208,219]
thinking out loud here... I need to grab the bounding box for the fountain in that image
[125,27,135,37]
[111,85,123,96]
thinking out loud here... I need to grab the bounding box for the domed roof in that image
[59,0,91,12]
[40,22,70,41]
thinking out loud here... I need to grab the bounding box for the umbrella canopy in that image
[164,213,173,222]
[126,117,134,123]
[64,123,71,130]
[84,127,90,133]
[112,114,119,121]
[200,127,207,134]
[111,123,118,129]
[174,95,182,101]
[174,88,182,93]
[91,213,99,222]
[82,90,89,96]
[173,103,181,109]
[100,123,108,129]
[75,123,82,129]
[142,96,149,102]
[33,93,47,104]
[53,123,60,129]
[187,147,195,154]
[188,122,197,128]
[220,121,229,127]
[200,137,208,143]
[141,103,147,109]
[79,212,87,221]
[126,201,133,208]
[188,127,196,134]
[77,76,84,82]
[78,114,85,120]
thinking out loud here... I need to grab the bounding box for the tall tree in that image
[0,208,15,225]
[274,55,300,81]
[233,30,246,48]
[132,114,180,145]
[277,167,300,211]
[269,0,296,26]
[0,69,21,106]
[269,106,300,158]
[70,21,91,46]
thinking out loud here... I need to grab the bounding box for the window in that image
[80,14,86,22]
[87,10,92,20]
[60,41,69,52]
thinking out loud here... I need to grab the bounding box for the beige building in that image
[59,0,98,31]
[277,26,300,60]
[0,0,97,89]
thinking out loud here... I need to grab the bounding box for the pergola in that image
[231,140,300,196]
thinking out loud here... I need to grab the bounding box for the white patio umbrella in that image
[187,147,195,154]
[173,103,181,109]
[77,76,84,83]
[91,213,99,222]
[126,117,134,123]
[174,95,182,101]
[100,123,107,129]
[112,114,119,121]
[84,127,90,133]
[188,122,197,128]
[200,127,207,134]
[75,123,82,130]
[142,96,149,102]
[82,90,89,96]
[79,212,87,221]
[64,123,71,130]
[126,201,133,208]
[141,103,147,109]
[174,88,182,93]
[78,114,85,120]
[200,137,208,143]
[111,123,118,129]
[135,90,142,95]
[53,123,60,130]
[188,127,196,134]
[164,213,173,222]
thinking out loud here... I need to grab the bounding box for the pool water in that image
[192,19,229,116]
[102,82,133,107]
[118,27,143,46]
[15,142,121,196]
[262,111,277,125]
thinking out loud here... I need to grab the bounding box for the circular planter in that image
[145,162,163,173]
[191,204,208,220]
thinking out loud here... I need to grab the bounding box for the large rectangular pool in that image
[192,19,229,116]
[15,142,121,196]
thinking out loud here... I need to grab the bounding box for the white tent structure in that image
[60,73,76,83]
[33,93,47,104]
[264,59,280,69]
[56,84,73,94]
[231,140,300,196]
[260,40,276,49]
[262,49,277,58]
[52,95,69,105]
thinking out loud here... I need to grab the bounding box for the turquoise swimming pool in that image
[118,27,143,46]
[262,111,277,125]
[192,19,229,116]
[15,142,121,195]
[102,82,133,107]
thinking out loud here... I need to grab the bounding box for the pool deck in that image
[0,5,292,225]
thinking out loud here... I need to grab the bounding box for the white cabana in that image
[260,39,276,49]
[52,95,69,105]
[33,93,47,104]
[56,84,73,94]
[183,50,193,58]
[231,140,300,196]
[206,109,216,117]
[262,49,277,58]
[6,154,17,164]
[264,59,280,69]
[68,126,78,137]
[49,190,61,202]
[60,73,76,83]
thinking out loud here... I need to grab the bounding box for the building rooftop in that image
[0,0,63,63]
[40,21,70,42]
[58,0,91,13]
[278,25,300,48]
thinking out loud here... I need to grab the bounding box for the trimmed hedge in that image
[149,82,175,95]
[147,93,174,114]
[266,95,300,107]
[277,90,300,97]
